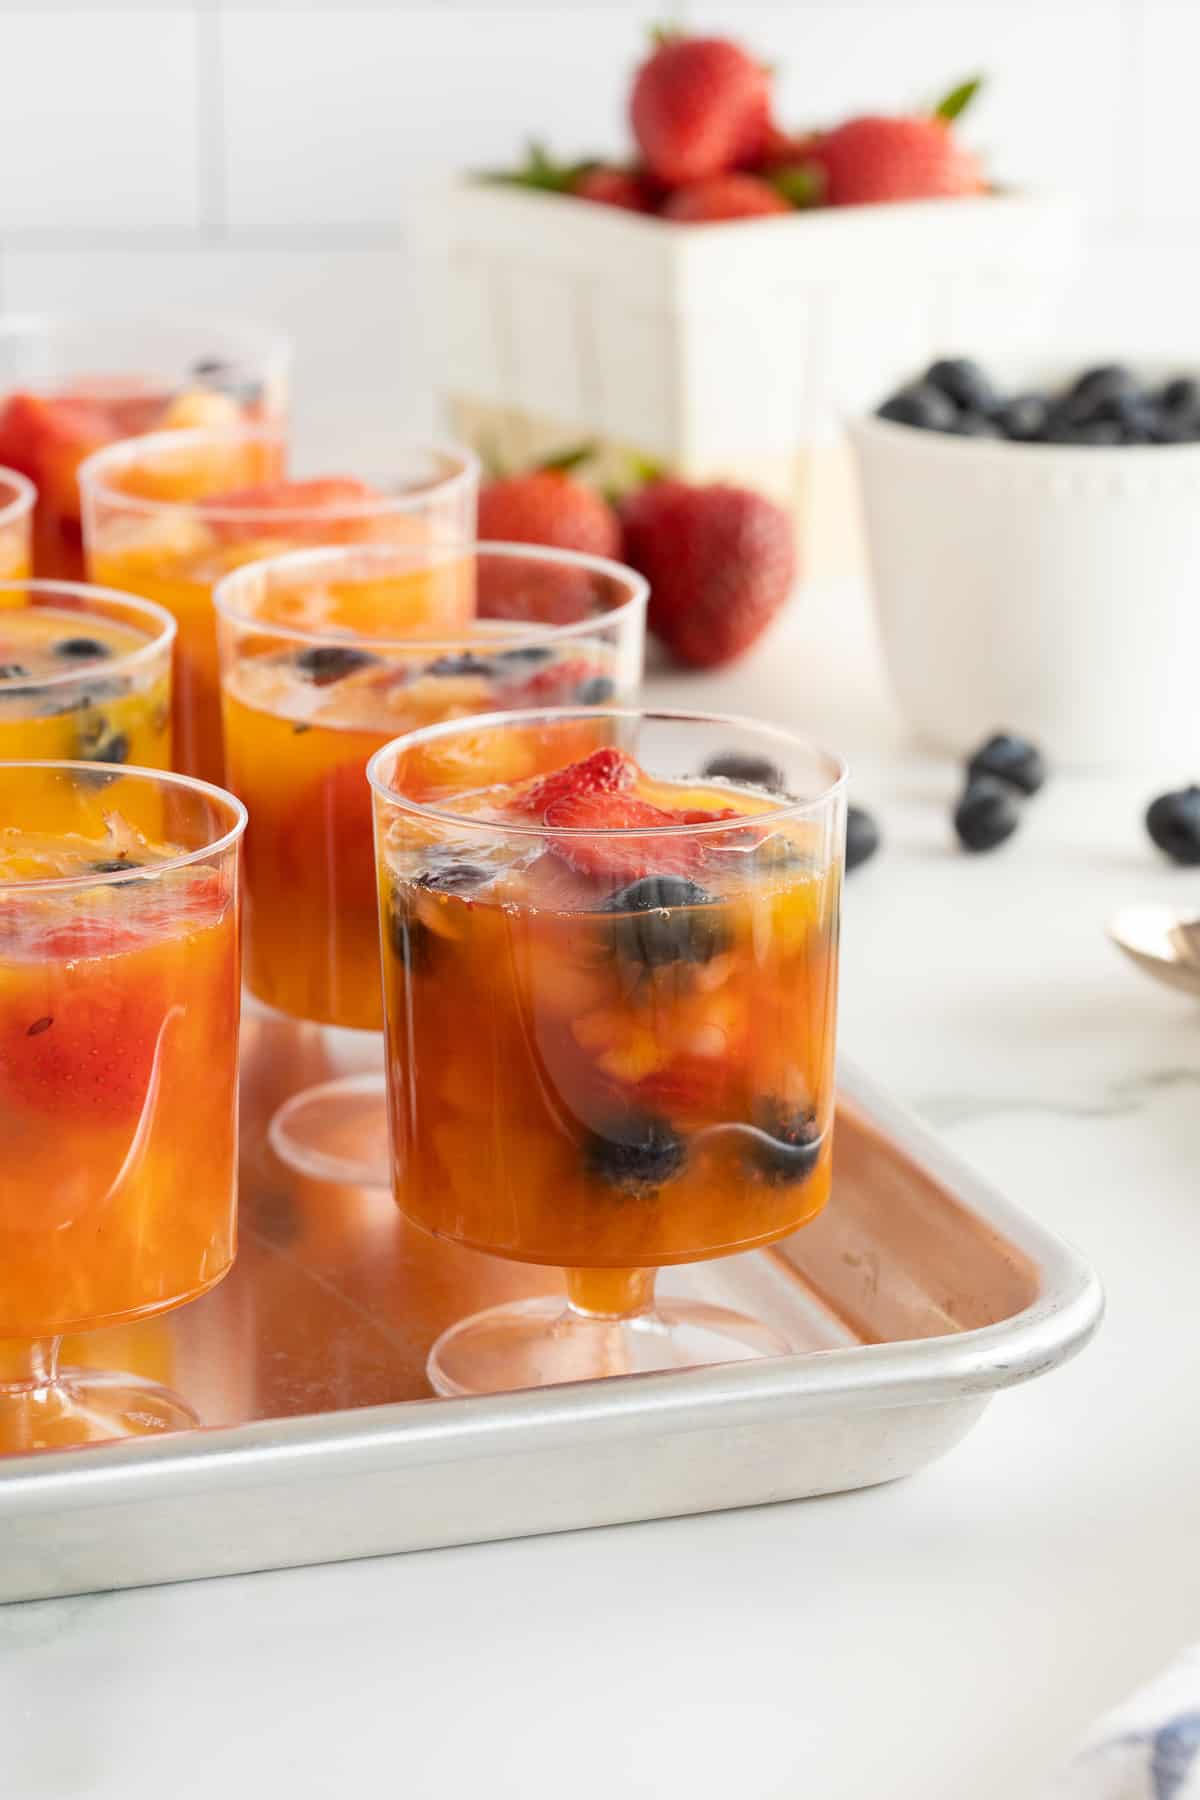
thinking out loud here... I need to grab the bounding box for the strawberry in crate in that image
[481,27,987,222]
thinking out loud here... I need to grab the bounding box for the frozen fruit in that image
[845,805,880,871]
[576,675,616,704]
[1,973,168,1124]
[475,557,598,628]
[697,751,785,791]
[544,791,706,882]
[76,718,130,765]
[662,172,791,222]
[90,858,143,875]
[416,863,492,895]
[1145,785,1200,866]
[630,34,770,188]
[520,747,637,819]
[293,645,380,685]
[744,1099,821,1186]
[504,655,608,707]
[571,165,654,211]
[54,637,111,661]
[477,452,621,561]
[583,1111,687,1194]
[620,478,795,669]
[0,663,29,680]
[601,874,728,967]
[810,77,985,205]
[966,732,1045,796]
[426,652,495,678]
[207,476,379,530]
[954,778,1020,852]
[878,385,959,431]
[387,893,435,973]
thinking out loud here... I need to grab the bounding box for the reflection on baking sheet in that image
[41,1009,1039,1437]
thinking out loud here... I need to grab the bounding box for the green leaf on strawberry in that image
[933,75,983,123]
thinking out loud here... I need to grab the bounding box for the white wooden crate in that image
[426,180,1076,576]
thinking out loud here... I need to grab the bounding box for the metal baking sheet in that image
[0,1010,1102,1603]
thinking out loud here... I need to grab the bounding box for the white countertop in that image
[4,586,1200,1800]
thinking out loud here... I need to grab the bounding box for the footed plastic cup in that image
[215,540,648,1189]
[0,761,245,1450]
[369,707,846,1395]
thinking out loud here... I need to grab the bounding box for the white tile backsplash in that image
[221,8,638,230]
[0,10,200,232]
[1,1,1199,440]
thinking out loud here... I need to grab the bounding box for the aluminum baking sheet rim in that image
[0,1056,1104,1508]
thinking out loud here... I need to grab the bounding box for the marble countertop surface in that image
[4,585,1199,1800]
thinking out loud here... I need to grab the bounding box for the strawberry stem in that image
[771,161,826,208]
[933,75,983,123]
[538,443,598,474]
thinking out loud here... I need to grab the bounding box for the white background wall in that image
[2,0,1197,465]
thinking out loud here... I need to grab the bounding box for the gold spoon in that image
[1108,904,1200,1000]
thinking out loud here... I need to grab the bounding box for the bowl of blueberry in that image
[851,354,1200,766]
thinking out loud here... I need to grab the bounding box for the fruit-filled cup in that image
[215,540,648,1188]
[0,468,35,581]
[368,707,846,1395]
[0,315,290,582]
[0,761,245,1451]
[79,428,479,786]
[0,580,175,780]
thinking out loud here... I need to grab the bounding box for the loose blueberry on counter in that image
[54,637,111,661]
[700,750,787,793]
[576,675,615,704]
[953,778,1021,853]
[601,875,728,967]
[425,653,495,678]
[845,805,880,872]
[415,863,491,895]
[0,663,30,679]
[924,358,999,416]
[966,731,1046,796]
[877,384,958,432]
[584,1112,686,1195]
[294,645,380,685]
[743,1099,822,1187]
[1145,786,1200,866]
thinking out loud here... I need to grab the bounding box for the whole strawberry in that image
[571,165,655,212]
[630,34,770,188]
[662,173,791,223]
[621,479,796,668]
[478,449,621,561]
[811,76,985,206]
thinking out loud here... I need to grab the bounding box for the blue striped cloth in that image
[1052,1650,1200,1798]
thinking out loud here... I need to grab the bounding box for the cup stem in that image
[0,1337,60,1393]
[565,1266,656,1321]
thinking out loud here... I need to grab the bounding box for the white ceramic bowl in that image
[851,357,1200,768]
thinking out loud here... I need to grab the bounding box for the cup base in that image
[268,1072,391,1189]
[427,1295,793,1398]
[0,1368,199,1455]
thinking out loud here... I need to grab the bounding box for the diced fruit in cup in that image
[379,746,839,1269]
